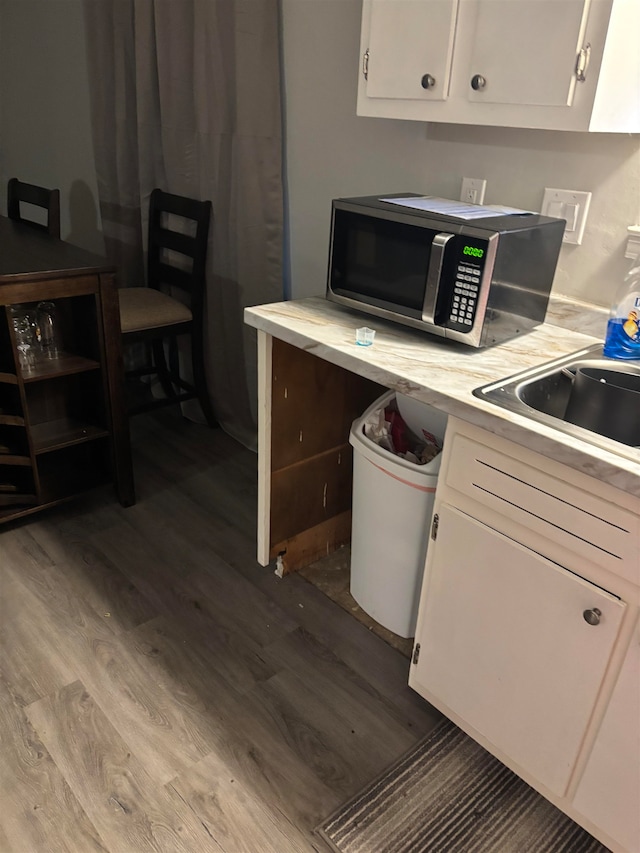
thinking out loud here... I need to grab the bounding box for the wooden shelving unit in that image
[0,216,135,524]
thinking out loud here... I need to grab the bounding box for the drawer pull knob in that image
[471,74,487,91]
[583,608,602,626]
[421,74,436,90]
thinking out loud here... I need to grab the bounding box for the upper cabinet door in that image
[465,0,591,106]
[365,0,459,101]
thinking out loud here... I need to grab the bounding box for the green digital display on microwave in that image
[463,245,484,259]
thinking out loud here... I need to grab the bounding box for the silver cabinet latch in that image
[431,513,439,540]
[575,43,591,82]
[363,49,369,81]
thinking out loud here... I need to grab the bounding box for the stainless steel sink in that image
[473,343,640,462]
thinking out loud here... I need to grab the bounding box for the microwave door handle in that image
[422,232,454,324]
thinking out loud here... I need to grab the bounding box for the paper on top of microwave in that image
[380,196,533,220]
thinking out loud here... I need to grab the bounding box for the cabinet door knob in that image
[421,74,436,90]
[471,74,486,91]
[583,608,602,626]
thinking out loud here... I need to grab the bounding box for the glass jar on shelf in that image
[10,306,37,373]
[35,301,61,359]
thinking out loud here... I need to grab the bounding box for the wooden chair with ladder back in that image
[118,188,217,426]
[7,178,61,238]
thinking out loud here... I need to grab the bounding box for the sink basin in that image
[473,343,640,463]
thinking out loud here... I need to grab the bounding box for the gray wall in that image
[0,0,103,255]
[282,0,640,308]
[1,0,638,308]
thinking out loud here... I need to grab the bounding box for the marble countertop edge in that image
[245,297,640,500]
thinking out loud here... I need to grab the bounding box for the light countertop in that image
[244,295,640,499]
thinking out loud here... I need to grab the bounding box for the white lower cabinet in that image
[409,417,640,852]
[411,503,624,796]
[573,624,640,853]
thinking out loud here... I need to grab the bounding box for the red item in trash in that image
[386,408,410,454]
[421,429,440,448]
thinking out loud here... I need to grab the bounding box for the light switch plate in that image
[625,225,640,260]
[541,188,592,245]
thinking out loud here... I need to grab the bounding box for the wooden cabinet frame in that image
[0,217,134,524]
[257,332,383,574]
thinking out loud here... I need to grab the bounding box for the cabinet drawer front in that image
[445,433,639,584]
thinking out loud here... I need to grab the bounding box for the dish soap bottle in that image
[603,262,640,360]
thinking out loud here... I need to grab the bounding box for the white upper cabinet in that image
[357,0,640,132]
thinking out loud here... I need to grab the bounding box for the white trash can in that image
[348,391,447,638]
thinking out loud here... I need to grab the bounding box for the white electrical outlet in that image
[541,188,592,245]
[460,178,487,205]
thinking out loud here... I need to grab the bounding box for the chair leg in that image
[191,327,218,428]
[168,337,180,382]
[152,339,177,400]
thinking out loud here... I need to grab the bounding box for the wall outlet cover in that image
[460,177,487,205]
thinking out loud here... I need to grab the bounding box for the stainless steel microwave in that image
[326,194,565,348]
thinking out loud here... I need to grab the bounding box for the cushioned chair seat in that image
[119,287,192,334]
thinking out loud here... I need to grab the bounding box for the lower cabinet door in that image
[409,503,625,796]
[572,625,640,853]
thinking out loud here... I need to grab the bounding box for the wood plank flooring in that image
[0,409,442,853]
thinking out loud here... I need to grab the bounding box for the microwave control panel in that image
[446,240,487,332]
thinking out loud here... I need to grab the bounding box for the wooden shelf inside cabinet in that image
[0,419,32,459]
[0,492,38,507]
[31,418,109,454]
[0,215,136,520]
[0,413,25,426]
[21,353,101,382]
[38,475,110,507]
[0,453,32,466]
[37,440,111,505]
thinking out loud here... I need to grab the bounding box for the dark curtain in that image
[83,0,284,448]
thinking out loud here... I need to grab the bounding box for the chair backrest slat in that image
[7,178,61,238]
[157,228,198,258]
[147,189,212,299]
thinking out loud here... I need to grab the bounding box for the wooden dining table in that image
[0,216,134,523]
